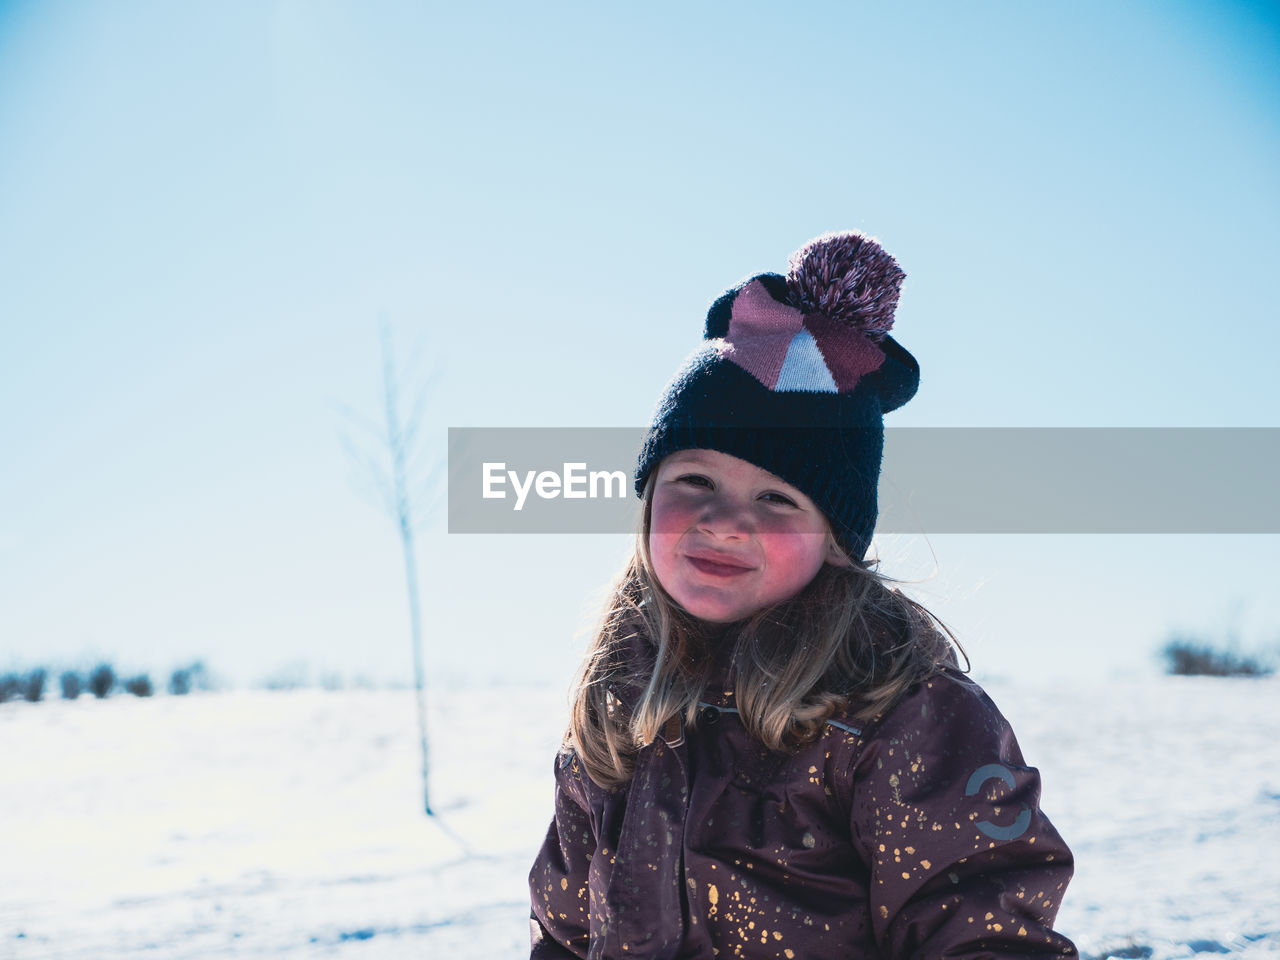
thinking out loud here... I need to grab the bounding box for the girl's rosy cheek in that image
[762,533,829,570]
[651,498,696,535]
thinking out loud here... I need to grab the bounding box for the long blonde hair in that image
[567,475,965,789]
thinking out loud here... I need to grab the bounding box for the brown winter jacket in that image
[529,660,1077,959]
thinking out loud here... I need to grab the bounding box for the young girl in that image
[529,232,1076,959]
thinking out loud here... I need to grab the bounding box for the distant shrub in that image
[0,673,20,703]
[261,661,311,691]
[169,667,192,696]
[168,660,212,695]
[88,663,116,699]
[1162,635,1273,677]
[60,670,83,700]
[123,674,153,697]
[21,668,46,702]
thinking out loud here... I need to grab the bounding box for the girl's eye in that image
[675,474,712,488]
[760,492,798,506]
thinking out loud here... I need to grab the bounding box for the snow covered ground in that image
[2,675,1277,959]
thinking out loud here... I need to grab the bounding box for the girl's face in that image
[648,449,849,624]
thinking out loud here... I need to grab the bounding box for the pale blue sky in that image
[1,0,1277,687]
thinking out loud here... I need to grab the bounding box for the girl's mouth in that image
[686,555,754,577]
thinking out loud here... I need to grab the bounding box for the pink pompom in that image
[785,231,905,341]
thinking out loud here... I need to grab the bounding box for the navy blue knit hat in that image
[634,231,920,561]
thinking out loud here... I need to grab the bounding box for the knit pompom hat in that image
[634,231,920,561]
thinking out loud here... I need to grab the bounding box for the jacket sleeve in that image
[528,749,597,959]
[849,671,1078,959]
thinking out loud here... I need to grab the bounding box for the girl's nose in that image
[696,496,753,539]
